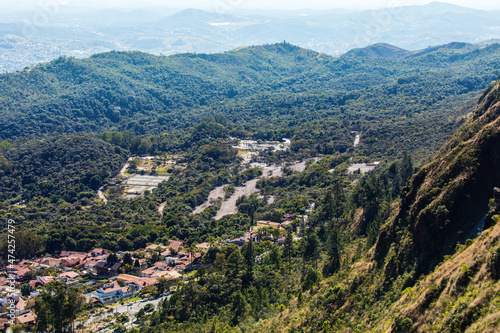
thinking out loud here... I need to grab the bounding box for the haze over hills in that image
[1,1,500,72]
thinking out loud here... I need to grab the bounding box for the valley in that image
[1,38,500,333]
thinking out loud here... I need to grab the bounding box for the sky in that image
[2,0,500,11]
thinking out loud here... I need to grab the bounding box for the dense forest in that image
[1,42,500,332]
[1,42,500,160]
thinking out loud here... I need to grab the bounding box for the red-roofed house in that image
[37,257,62,268]
[0,277,9,286]
[58,271,80,281]
[61,258,81,270]
[145,244,167,252]
[196,242,211,252]
[0,318,9,331]
[10,267,31,281]
[167,240,184,253]
[60,251,88,258]
[15,297,28,313]
[93,282,137,304]
[154,262,170,269]
[115,274,158,290]
[139,266,165,278]
[37,276,54,286]
[15,312,36,327]
[91,248,107,257]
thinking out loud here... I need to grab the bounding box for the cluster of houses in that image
[0,239,210,330]
[0,219,297,330]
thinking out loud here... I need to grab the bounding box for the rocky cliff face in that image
[375,80,500,277]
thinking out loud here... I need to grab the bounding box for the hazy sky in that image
[2,0,500,11]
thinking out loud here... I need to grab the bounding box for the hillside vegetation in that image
[1,42,500,160]
[2,44,500,332]
[240,80,500,333]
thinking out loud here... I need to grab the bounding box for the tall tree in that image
[303,229,320,268]
[230,290,248,325]
[227,248,244,278]
[31,281,84,333]
[323,225,341,276]
[242,239,255,274]
[284,231,294,272]
[123,252,133,266]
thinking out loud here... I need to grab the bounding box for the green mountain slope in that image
[1,43,499,161]
[376,81,500,278]
[343,42,478,59]
[0,134,128,204]
[233,80,500,333]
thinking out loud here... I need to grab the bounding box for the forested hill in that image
[342,41,479,59]
[0,42,500,159]
[0,135,128,204]
[375,80,500,278]
[234,81,500,333]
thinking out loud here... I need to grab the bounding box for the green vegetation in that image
[1,43,499,161]
[2,43,500,332]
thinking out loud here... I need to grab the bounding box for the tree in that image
[302,267,321,291]
[303,229,320,268]
[400,151,414,185]
[157,277,168,294]
[31,281,84,333]
[317,182,346,225]
[123,252,133,266]
[284,231,294,272]
[227,248,244,278]
[213,252,227,272]
[230,290,248,325]
[323,225,341,276]
[107,252,119,263]
[20,283,34,297]
[241,239,255,274]
[269,245,281,269]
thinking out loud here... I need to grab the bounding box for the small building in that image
[60,251,88,258]
[91,248,107,257]
[196,242,211,252]
[139,266,165,278]
[37,276,54,286]
[15,312,36,328]
[37,257,62,269]
[166,240,184,253]
[9,267,31,282]
[94,282,137,305]
[61,258,81,270]
[145,244,167,252]
[58,271,80,282]
[115,274,159,290]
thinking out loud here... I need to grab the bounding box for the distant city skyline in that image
[2,0,500,11]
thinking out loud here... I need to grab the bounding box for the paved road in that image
[97,187,107,204]
[81,295,170,332]
[115,295,168,315]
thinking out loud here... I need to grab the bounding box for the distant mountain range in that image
[0,1,499,72]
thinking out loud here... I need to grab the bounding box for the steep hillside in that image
[375,80,500,278]
[238,80,500,333]
[382,218,500,332]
